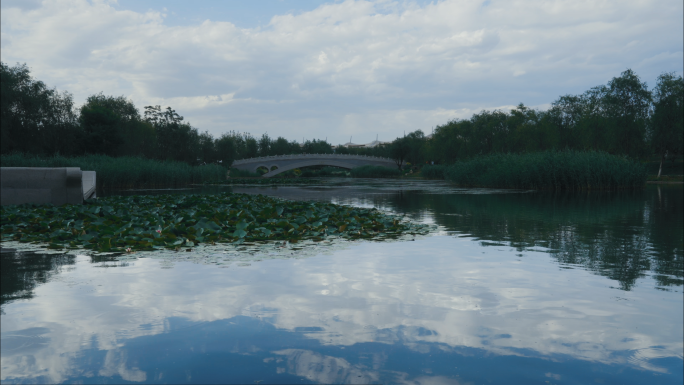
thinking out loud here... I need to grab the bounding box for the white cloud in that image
[1,237,681,383]
[1,0,681,143]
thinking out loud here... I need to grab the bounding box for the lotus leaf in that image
[1,192,430,253]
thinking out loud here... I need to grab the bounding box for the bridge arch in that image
[231,154,401,178]
[262,160,358,177]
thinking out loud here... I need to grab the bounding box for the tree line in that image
[421,69,683,170]
[0,62,339,166]
[2,62,681,171]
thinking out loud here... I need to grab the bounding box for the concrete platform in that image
[1,167,97,206]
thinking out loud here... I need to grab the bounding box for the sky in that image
[1,0,682,145]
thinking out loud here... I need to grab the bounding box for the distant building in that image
[331,140,391,150]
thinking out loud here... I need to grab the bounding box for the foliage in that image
[216,178,326,185]
[444,151,647,190]
[649,73,684,175]
[0,193,431,253]
[350,165,401,178]
[420,164,447,179]
[1,62,80,156]
[82,94,157,158]
[300,166,348,178]
[3,62,682,175]
[229,168,261,178]
[1,153,226,188]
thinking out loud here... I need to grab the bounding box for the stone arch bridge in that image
[231,154,401,178]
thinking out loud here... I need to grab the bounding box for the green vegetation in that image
[301,166,349,178]
[0,153,225,189]
[229,168,261,178]
[0,193,431,253]
[350,165,401,178]
[647,175,683,183]
[443,151,646,190]
[217,178,324,185]
[420,165,447,179]
[645,158,683,176]
[2,62,681,190]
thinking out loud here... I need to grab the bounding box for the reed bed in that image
[444,151,647,190]
[1,153,227,189]
[350,165,401,178]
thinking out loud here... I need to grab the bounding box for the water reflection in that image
[2,182,682,384]
[1,251,75,308]
[230,183,683,291]
[1,238,682,384]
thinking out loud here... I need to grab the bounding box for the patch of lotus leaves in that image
[1,193,431,253]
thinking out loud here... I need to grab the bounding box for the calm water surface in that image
[1,180,682,384]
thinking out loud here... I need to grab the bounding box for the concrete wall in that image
[1,167,96,206]
[82,171,97,200]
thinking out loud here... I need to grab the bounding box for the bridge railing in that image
[232,153,395,165]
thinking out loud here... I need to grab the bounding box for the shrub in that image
[444,150,647,190]
[421,165,447,179]
[229,168,260,178]
[350,165,401,178]
[1,153,227,189]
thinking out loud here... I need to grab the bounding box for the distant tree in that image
[271,136,300,155]
[80,94,156,157]
[302,139,333,154]
[390,136,411,169]
[215,133,237,166]
[650,72,684,177]
[79,105,123,156]
[198,130,217,163]
[257,133,272,156]
[243,134,258,159]
[604,69,652,157]
[1,62,80,155]
[145,105,201,163]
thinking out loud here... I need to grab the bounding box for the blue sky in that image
[1,0,682,145]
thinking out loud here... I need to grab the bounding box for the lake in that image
[1,179,682,384]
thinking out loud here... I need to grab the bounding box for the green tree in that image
[1,62,80,155]
[390,136,411,169]
[604,69,652,157]
[144,105,200,163]
[271,136,301,155]
[215,133,237,166]
[198,130,217,163]
[302,139,333,154]
[81,94,156,158]
[79,105,123,156]
[650,72,684,177]
[258,133,272,156]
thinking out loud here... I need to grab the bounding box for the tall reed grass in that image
[350,165,401,178]
[1,153,227,189]
[445,151,646,190]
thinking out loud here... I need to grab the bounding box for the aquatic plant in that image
[1,153,226,189]
[350,165,401,178]
[445,150,647,190]
[1,193,430,253]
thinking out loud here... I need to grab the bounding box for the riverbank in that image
[419,151,647,190]
[1,153,226,189]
